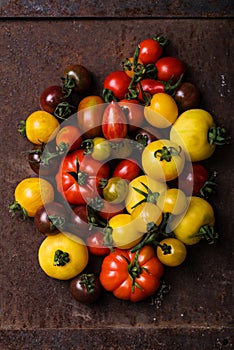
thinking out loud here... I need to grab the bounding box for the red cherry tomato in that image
[103,71,131,100]
[102,101,128,140]
[86,230,110,256]
[40,85,66,114]
[138,38,163,65]
[113,159,141,182]
[155,57,186,83]
[118,99,145,133]
[56,125,83,151]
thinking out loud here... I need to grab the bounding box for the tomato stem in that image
[18,120,26,137]
[154,146,182,162]
[131,181,159,209]
[79,273,97,294]
[194,224,219,244]
[9,201,28,220]
[53,249,70,266]
[208,126,229,146]
[200,171,217,198]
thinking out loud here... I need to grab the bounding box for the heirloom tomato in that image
[86,230,110,256]
[63,64,91,94]
[102,177,129,204]
[171,196,216,245]
[102,101,128,140]
[110,138,133,159]
[28,143,60,177]
[125,175,167,214]
[119,99,144,133]
[9,177,54,218]
[157,188,188,216]
[70,273,102,304]
[155,57,186,83]
[38,232,89,280]
[99,245,164,302]
[103,70,131,100]
[40,85,66,114]
[82,137,111,161]
[156,238,187,267]
[131,202,163,233]
[113,158,141,182]
[56,149,109,205]
[144,92,178,128]
[56,125,82,151]
[142,140,185,182]
[138,38,164,65]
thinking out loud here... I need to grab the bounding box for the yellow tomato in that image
[109,214,143,249]
[125,175,167,214]
[131,202,162,233]
[10,177,54,217]
[156,238,187,267]
[38,232,89,280]
[142,139,185,182]
[25,110,59,145]
[144,92,178,128]
[157,188,188,216]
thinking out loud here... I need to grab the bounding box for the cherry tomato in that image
[157,188,188,216]
[56,125,83,151]
[156,238,187,267]
[70,273,102,304]
[139,38,164,65]
[34,201,67,235]
[82,137,111,161]
[103,71,131,100]
[102,101,128,140]
[155,57,186,83]
[113,159,141,182]
[63,64,91,94]
[131,202,163,233]
[174,82,200,111]
[28,143,60,177]
[119,99,145,133]
[102,177,129,204]
[40,85,66,114]
[86,230,110,256]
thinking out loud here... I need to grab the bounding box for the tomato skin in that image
[155,57,186,83]
[136,79,165,103]
[56,125,82,151]
[28,143,60,177]
[68,205,90,238]
[56,149,109,205]
[174,82,200,111]
[40,85,66,114]
[102,101,128,140]
[34,201,67,235]
[118,99,144,133]
[82,137,111,161]
[156,238,187,267]
[63,64,91,94]
[70,273,102,304]
[102,177,129,204]
[179,162,210,196]
[100,245,164,302]
[113,159,141,182]
[103,71,131,100]
[139,38,163,65]
[86,230,110,256]
[157,188,188,216]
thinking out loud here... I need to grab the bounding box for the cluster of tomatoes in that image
[10,35,228,304]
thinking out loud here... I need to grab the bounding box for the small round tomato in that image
[86,230,110,256]
[38,232,89,280]
[56,125,82,151]
[102,177,129,204]
[63,64,91,94]
[174,82,200,111]
[118,99,145,133]
[157,188,188,216]
[156,238,187,267]
[34,201,67,235]
[28,143,60,177]
[70,273,102,304]
[68,205,90,238]
[40,85,67,114]
[9,177,54,218]
[113,158,141,182]
[155,57,186,83]
[102,101,128,140]
[103,70,131,101]
[24,110,60,145]
[144,93,178,128]
[131,202,163,233]
[82,137,111,161]
[139,37,165,65]
[142,140,185,182]
[133,126,161,152]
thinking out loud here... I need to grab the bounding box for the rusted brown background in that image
[0,1,234,349]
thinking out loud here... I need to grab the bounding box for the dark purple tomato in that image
[70,273,102,304]
[68,205,91,238]
[40,85,67,114]
[34,202,67,235]
[63,64,92,94]
[174,82,200,111]
[134,126,161,150]
[28,143,60,177]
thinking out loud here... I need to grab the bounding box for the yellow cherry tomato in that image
[157,188,188,216]
[25,110,59,145]
[38,232,89,280]
[171,196,215,245]
[108,214,143,249]
[144,92,178,128]
[10,177,54,218]
[125,175,167,214]
[131,202,163,233]
[142,139,185,182]
[156,238,187,267]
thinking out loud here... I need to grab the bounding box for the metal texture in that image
[0,0,234,18]
[0,18,234,349]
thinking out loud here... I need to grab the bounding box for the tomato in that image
[56,125,82,151]
[102,177,129,204]
[142,139,185,182]
[125,175,167,214]
[133,126,161,153]
[40,85,67,114]
[23,110,60,145]
[156,238,187,267]
[77,96,105,139]
[102,101,128,140]
[28,143,60,177]
[170,109,228,162]
[144,92,178,128]
[99,245,164,302]
[9,178,54,218]
[179,162,216,197]
[70,273,102,304]
[157,188,188,216]
[63,64,91,94]
[82,137,111,161]
[95,199,125,221]
[155,57,186,83]
[171,196,216,245]
[131,202,163,233]
[68,205,91,238]
[110,138,133,159]
[118,99,145,133]
[56,149,109,205]
[38,232,89,280]
[122,57,143,78]
[34,201,67,235]
[173,82,200,111]
[103,70,131,101]
[136,79,166,103]
[86,230,110,256]
[138,36,166,65]
[113,159,141,182]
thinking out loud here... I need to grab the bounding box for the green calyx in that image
[18,120,26,137]
[154,146,182,162]
[195,224,219,244]
[79,273,97,294]
[53,249,70,266]
[131,181,160,209]
[208,126,229,146]
[9,201,28,220]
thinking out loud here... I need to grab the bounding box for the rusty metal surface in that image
[0,0,234,18]
[0,18,234,349]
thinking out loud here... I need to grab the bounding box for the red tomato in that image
[40,85,66,114]
[98,200,125,221]
[139,38,163,65]
[56,149,109,205]
[99,245,164,302]
[56,125,82,151]
[103,71,131,100]
[113,159,141,182]
[102,101,128,140]
[136,79,165,103]
[118,99,145,133]
[155,57,186,83]
[86,230,110,256]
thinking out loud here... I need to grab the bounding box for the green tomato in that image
[102,177,129,204]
